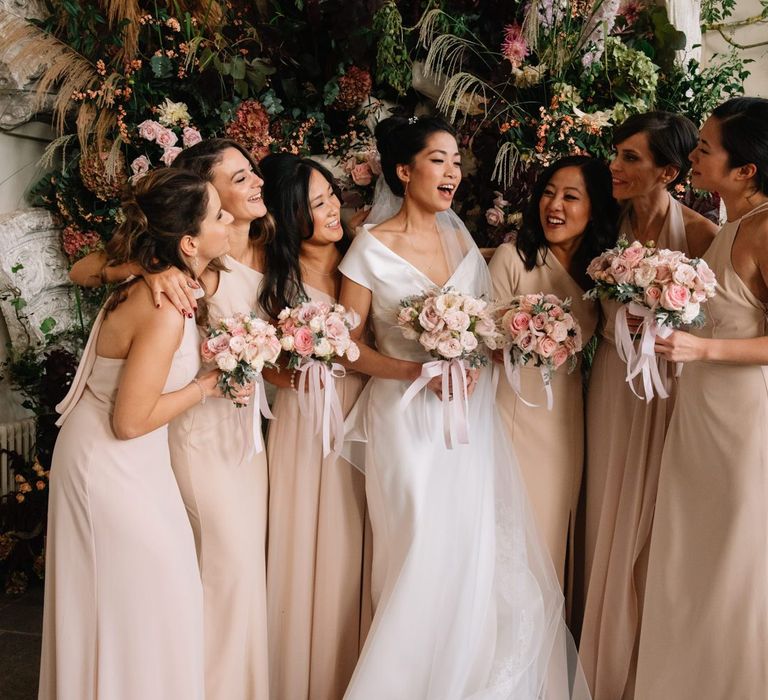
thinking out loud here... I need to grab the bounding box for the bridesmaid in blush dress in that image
[636,97,768,700]
[38,169,231,699]
[69,139,276,700]
[579,112,717,700]
[489,156,618,592]
[258,153,371,700]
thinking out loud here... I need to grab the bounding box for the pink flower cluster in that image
[61,225,102,261]
[499,293,582,372]
[201,312,281,405]
[397,288,502,367]
[277,300,361,367]
[132,119,202,179]
[342,148,381,187]
[501,23,529,70]
[586,239,717,326]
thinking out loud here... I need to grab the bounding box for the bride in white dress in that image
[338,115,589,699]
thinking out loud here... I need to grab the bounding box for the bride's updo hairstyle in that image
[612,111,698,189]
[106,168,210,283]
[375,115,456,196]
[711,97,768,196]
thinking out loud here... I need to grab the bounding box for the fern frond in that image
[491,141,520,190]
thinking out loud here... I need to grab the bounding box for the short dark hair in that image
[375,115,456,196]
[258,153,352,319]
[711,97,768,196]
[612,111,699,188]
[516,156,620,287]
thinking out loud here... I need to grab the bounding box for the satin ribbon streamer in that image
[615,302,681,402]
[400,359,470,449]
[502,351,554,411]
[296,359,346,458]
[240,377,275,459]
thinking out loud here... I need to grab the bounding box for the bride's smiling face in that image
[398,131,462,213]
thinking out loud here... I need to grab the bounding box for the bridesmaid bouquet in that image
[276,300,361,456]
[585,238,717,400]
[397,287,503,448]
[201,311,282,405]
[201,312,281,454]
[497,293,583,411]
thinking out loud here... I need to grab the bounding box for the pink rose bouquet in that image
[397,287,502,448]
[201,311,281,406]
[276,299,361,456]
[585,238,717,400]
[497,293,582,410]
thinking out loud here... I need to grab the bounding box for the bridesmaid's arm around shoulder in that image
[107,286,220,440]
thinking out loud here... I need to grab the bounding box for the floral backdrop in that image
[0,0,753,593]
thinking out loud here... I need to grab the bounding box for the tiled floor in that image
[0,586,42,700]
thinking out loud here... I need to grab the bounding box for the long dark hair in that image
[712,97,768,196]
[105,169,210,310]
[612,111,698,189]
[258,153,352,319]
[516,156,619,287]
[172,137,277,242]
[375,115,456,196]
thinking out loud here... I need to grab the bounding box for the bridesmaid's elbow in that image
[112,416,147,440]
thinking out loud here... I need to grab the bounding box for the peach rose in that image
[538,336,558,358]
[660,283,690,311]
[351,162,373,186]
[552,346,570,369]
[644,285,662,308]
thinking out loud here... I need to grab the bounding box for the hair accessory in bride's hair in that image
[408,116,418,124]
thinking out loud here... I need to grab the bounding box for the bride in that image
[338,115,589,699]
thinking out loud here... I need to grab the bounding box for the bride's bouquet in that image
[497,293,582,411]
[585,238,717,400]
[201,311,282,453]
[276,300,361,456]
[396,288,503,448]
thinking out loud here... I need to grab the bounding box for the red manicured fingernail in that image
[156,303,160,308]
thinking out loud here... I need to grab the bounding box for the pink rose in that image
[437,335,463,359]
[203,334,231,360]
[418,305,443,332]
[509,311,531,332]
[346,342,360,361]
[610,258,634,284]
[696,262,716,288]
[621,242,646,266]
[293,326,315,356]
[155,126,178,148]
[398,306,418,325]
[130,155,151,178]
[475,317,497,337]
[552,346,570,369]
[660,283,690,311]
[672,263,697,287]
[538,336,558,358]
[351,162,373,186]
[550,320,569,342]
[653,263,673,283]
[644,286,662,308]
[517,331,535,352]
[137,119,162,141]
[420,330,440,351]
[443,309,470,332]
[161,146,182,166]
[485,206,505,227]
[531,312,548,332]
[366,150,382,176]
[182,126,202,148]
[296,303,321,324]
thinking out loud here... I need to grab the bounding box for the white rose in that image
[229,336,246,354]
[309,315,324,333]
[280,335,295,351]
[314,337,332,357]
[215,351,237,372]
[680,301,701,324]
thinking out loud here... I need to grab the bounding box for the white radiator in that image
[0,417,36,495]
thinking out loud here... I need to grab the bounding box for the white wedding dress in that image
[340,220,589,700]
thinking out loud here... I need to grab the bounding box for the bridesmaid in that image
[636,97,768,699]
[580,112,717,700]
[69,139,275,700]
[39,169,230,699]
[489,155,619,590]
[258,153,371,700]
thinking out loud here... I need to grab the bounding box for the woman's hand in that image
[426,366,479,400]
[654,330,707,363]
[230,380,256,406]
[141,267,200,317]
[196,370,225,400]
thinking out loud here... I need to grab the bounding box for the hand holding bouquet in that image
[201,311,281,454]
[397,288,502,448]
[276,300,361,457]
[585,238,717,400]
[497,293,582,410]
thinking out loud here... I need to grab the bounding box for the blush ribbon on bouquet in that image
[502,351,554,411]
[240,377,275,459]
[296,359,346,458]
[400,359,470,449]
[614,301,682,402]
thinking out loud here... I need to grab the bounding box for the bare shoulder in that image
[368,218,403,247]
[122,282,184,336]
[682,206,718,258]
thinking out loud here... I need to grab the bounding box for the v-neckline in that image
[363,226,471,288]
